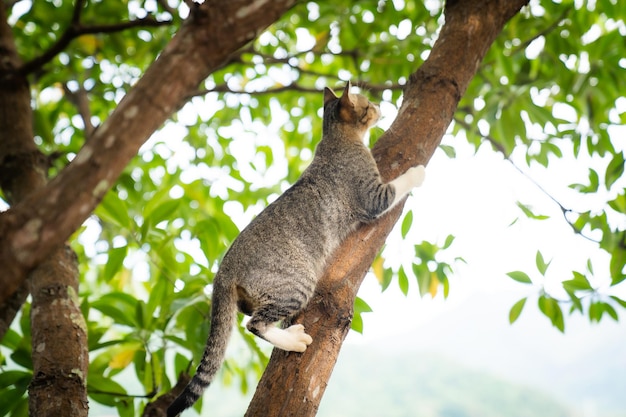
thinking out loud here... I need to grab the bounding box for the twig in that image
[19,15,172,75]
[454,116,600,244]
[510,6,573,57]
[63,82,95,138]
[156,0,177,18]
[191,80,404,99]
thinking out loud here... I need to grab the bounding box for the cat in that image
[167,81,425,416]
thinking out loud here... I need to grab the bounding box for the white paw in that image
[406,165,425,188]
[285,324,313,352]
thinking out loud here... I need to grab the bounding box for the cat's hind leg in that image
[246,306,313,352]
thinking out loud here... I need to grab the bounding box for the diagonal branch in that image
[0,0,299,318]
[245,0,530,415]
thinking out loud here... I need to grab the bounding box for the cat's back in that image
[220,169,351,272]
[219,83,383,279]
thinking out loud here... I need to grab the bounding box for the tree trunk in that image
[245,1,528,415]
[28,246,89,417]
[0,6,89,416]
[0,0,46,340]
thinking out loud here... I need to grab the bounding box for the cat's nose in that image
[373,103,381,119]
[372,103,381,119]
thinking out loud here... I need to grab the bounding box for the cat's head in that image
[323,82,381,136]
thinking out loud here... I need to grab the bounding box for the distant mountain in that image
[318,347,573,417]
[197,344,575,417]
[349,291,626,417]
[90,291,626,416]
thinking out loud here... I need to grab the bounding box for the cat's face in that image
[324,83,381,134]
[349,93,381,131]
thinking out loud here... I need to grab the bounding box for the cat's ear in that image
[342,81,351,97]
[324,87,338,106]
[339,81,354,109]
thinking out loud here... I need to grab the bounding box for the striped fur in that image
[167,82,424,416]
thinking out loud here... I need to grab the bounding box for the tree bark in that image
[1,6,89,416]
[28,246,89,417]
[0,0,46,340]
[0,0,298,309]
[245,1,528,415]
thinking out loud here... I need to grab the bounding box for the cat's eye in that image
[361,105,370,120]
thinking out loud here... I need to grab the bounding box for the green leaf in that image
[354,296,373,314]
[602,302,619,321]
[562,271,593,292]
[401,210,413,239]
[441,275,450,299]
[506,271,532,284]
[535,251,551,276]
[509,297,527,324]
[588,168,600,193]
[414,264,431,297]
[610,248,626,285]
[97,190,132,229]
[538,295,564,332]
[88,374,127,406]
[0,370,31,389]
[442,234,455,250]
[516,202,549,220]
[0,386,28,417]
[104,245,127,282]
[145,198,182,227]
[608,192,626,214]
[566,289,583,314]
[352,296,372,333]
[439,144,456,158]
[589,301,602,322]
[605,151,625,189]
[398,267,409,296]
[351,313,364,334]
[91,293,140,327]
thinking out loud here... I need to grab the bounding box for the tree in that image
[1,0,624,416]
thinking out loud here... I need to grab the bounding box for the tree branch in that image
[19,14,173,76]
[510,6,573,56]
[193,80,404,98]
[246,0,530,414]
[63,81,95,139]
[0,0,299,320]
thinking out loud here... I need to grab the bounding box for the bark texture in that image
[245,1,529,415]
[0,0,298,308]
[28,246,89,417]
[0,6,89,416]
[0,0,46,340]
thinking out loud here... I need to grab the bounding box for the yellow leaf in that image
[109,345,139,369]
[313,30,330,53]
[371,255,384,284]
[77,34,101,55]
[428,272,439,298]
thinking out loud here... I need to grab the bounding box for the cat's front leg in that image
[389,165,425,206]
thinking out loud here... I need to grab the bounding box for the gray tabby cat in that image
[167,82,425,416]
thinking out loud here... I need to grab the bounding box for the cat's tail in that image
[167,276,237,417]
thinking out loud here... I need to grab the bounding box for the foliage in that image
[0,0,625,415]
